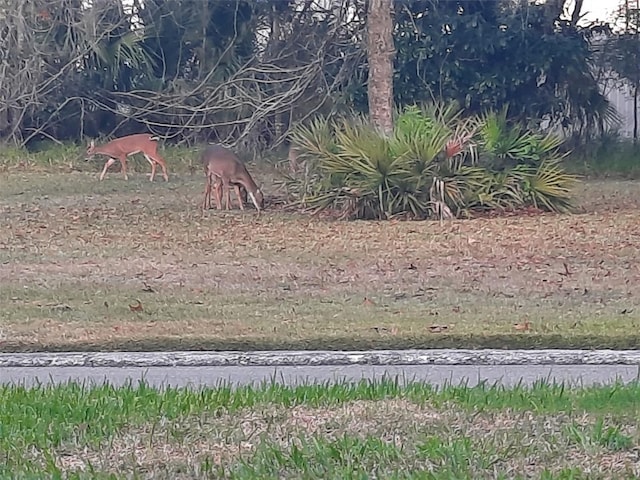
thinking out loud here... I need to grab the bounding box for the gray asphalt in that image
[2,364,639,388]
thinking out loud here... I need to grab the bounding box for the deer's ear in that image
[89,139,95,148]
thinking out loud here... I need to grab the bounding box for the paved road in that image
[2,364,639,388]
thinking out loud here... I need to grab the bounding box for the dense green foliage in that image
[0,0,616,151]
[391,0,615,136]
[287,105,578,219]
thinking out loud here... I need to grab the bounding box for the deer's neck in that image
[239,174,259,193]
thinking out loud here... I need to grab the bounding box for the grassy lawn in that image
[2,153,640,351]
[2,379,640,478]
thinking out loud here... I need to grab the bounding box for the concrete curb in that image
[2,349,640,367]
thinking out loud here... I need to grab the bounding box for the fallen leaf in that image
[372,326,398,334]
[50,304,72,312]
[362,297,376,306]
[129,300,144,312]
[429,324,448,333]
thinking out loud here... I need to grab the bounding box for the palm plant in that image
[285,103,578,220]
[86,31,157,90]
[73,1,157,91]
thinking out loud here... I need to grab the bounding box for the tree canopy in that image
[0,0,617,150]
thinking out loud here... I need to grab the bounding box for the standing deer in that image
[201,145,264,213]
[86,133,170,182]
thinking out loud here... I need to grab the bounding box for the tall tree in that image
[392,0,613,138]
[366,0,395,135]
[607,0,640,141]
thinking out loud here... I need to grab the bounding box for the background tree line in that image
[0,0,636,153]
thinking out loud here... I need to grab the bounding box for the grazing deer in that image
[203,175,248,211]
[201,145,264,213]
[86,133,169,182]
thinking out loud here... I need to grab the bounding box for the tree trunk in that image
[366,0,395,136]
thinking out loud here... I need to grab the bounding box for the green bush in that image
[565,130,640,179]
[284,104,578,220]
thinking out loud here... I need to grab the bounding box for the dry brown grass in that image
[51,399,640,478]
[2,171,640,351]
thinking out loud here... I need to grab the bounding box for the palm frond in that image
[525,162,580,213]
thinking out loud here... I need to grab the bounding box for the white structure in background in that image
[565,0,637,138]
[605,80,636,138]
[581,0,638,138]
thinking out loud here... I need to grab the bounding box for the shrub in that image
[283,104,578,220]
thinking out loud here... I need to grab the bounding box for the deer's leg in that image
[208,174,220,209]
[221,178,232,210]
[203,174,211,212]
[204,173,225,210]
[148,152,169,182]
[119,155,129,180]
[226,184,233,211]
[143,154,157,182]
[214,176,223,210]
[99,158,117,181]
[233,184,245,210]
[208,176,215,209]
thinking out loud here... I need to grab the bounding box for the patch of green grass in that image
[2,379,640,478]
[414,435,511,478]
[427,378,640,415]
[6,333,640,353]
[4,279,640,352]
[564,417,635,452]
[566,136,640,180]
[0,140,273,178]
[225,435,405,479]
